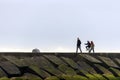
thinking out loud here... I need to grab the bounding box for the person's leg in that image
[89,47,91,53]
[86,46,88,51]
[93,47,95,53]
[80,46,82,53]
[76,47,78,53]
[86,46,89,50]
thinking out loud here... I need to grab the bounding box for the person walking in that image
[85,41,91,51]
[89,41,95,53]
[76,37,82,53]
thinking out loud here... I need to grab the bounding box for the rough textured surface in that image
[0,53,120,80]
[3,56,27,67]
[79,54,102,63]
[0,61,21,77]
[77,61,97,74]
[98,56,119,68]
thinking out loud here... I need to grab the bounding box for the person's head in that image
[91,41,93,43]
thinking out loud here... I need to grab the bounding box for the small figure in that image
[32,48,40,53]
[89,41,95,53]
[85,41,91,51]
[76,37,82,53]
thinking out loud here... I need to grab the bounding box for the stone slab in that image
[114,58,120,66]
[58,64,76,75]
[29,65,51,78]
[86,74,99,80]
[93,74,107,80]
[98,56,119,68]
[77,61,97,74]
[61,57,79,69]
[30,56,63,76]
[79,54,102,63]
[22,57,35,66]
[0,68,7,77]
[43,55,66,65]
[94,64,113,74]
[31,56,55,68]
[103,74,117,80]
[3,56,27,67]
[0,61,21,75]
[109,67,120,77]
[22,73,42,80]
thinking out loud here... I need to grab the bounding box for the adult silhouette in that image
[76,37,82,53]
[89,41,95,53]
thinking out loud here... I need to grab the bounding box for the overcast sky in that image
[0,0,120,52]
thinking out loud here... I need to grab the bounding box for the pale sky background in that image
[0,0,120,52]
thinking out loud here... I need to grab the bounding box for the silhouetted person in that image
[85,41,91,51]
[89,41,95,53]
[76,38,82,53]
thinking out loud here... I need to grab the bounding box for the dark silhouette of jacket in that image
[77,39,81,47]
